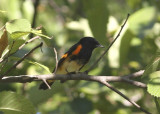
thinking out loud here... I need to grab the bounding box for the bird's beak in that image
[97,44,104,48]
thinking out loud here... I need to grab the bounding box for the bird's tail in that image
[39,80,54,90]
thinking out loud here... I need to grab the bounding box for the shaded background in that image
[0,0,160,114]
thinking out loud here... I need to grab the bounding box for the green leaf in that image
[129,7,156,35]
[147,77,160,97]
[6,19,31,34]
[0,91,35,114]
[31,29,51,39]
[83,0,109,45]
[108,25,134,68]
[119,29,134,66]
[10,31,30,39]
[25,59,52,73]
[154,97,160,114]
[142,50,160,79]
[9,39,25,54]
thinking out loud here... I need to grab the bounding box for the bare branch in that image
[0,70,150,113]
[0,42,43,79]
[42,79,51,89]
[53,48,58,74]
[99,81,150,114]
[30,0,40,38]
[86,14,130,73]
[19,36,40,49]
[0,71,146,88]
[123,70,145,78]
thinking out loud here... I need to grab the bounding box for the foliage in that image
[0,91,35,114]
[0,0,160,114]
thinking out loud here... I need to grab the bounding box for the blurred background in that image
[0,0,160,114]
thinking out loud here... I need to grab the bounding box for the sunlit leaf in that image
[6,19,31,39]
[0,91,35,114]
[25,59,52,73]
[119,29,134,66]
[9,39,25,54]
[147,77,160,97]
[31,29,51,39]
[10,31,30,39]
[108,24,133,68]
[0,30,8,57]
[129,7,156,34]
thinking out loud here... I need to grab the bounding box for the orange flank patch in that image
[61,53,68,58]
[72,44,82,55]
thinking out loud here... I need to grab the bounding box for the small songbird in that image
[39,37,104,90]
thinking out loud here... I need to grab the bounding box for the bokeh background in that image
[0,0,160,114]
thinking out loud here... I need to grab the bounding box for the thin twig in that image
[123,70,145,78]
[0,42,43,78]
[19,36,40,49]
[0,70,149,113]
[0,25,5,31]
[30,0,40,38]
[120,77,146,88]
[86,14,130,73]
[53,48,58,74]
[100,81,150,114]
[42,79,51,89]
[40,48,58,89]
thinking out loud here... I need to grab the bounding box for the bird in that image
[39,37,104,90]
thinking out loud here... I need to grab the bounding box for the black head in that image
[79,37,104,49]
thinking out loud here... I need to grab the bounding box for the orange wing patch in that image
[61,53,68,58]
[72,44,82,55]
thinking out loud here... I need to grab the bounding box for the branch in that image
[0,71,146,88]
[123,70,145,78]
[53,48,58,74]
[0,71,150,113]
[100,81,150,114]
[30,0,40,38]
[0,42,43,79]
[86,14,130,73]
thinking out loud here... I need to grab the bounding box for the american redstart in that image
[39,37,104,90]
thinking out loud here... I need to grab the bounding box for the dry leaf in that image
[0,29,8,57]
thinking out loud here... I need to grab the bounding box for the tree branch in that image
[123,70,145,78]
[0,70,150,113]
[0,70,146,88]
[100,81,150,114]
[30,0,40,38]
